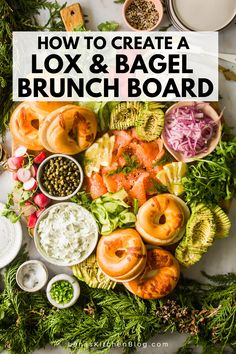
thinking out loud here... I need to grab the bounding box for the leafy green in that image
[90,189,136,234]
[1,193,20,223]
[0,0,66,139]
[70,191,92,210]
[73,24,87,31]
[2,182,36,223]
[1,252,236,353]
[182,131,236,205]
[97,21,119,31]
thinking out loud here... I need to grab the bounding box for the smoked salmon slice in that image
[86,129,166,206]
[86,173,107,199]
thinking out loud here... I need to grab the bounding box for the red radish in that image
[12,172,19,181]
[14,146,27,157]
[33,193,50,208]
[34,151,47,164]
[27,213,37,228]
[36,208,45,218]
[23,177,37,191]
[30,164,38,178]
[12,156,24,168]
[24,201,32,206]
[7,157,18,170]
[17,168,32,183]
[22,204,37,217]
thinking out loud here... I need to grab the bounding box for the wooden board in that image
[60,3,85,31]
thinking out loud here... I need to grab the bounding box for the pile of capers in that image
[41,156,80,197]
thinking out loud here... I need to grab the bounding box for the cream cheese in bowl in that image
[34,203,99,266]
[0,202,22,268]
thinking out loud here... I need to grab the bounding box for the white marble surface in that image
[1,1,236,353]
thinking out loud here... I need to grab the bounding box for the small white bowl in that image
[37,154,84,201]
[16,260,48,292]
[46,274,80,309]
[34,202,99,266]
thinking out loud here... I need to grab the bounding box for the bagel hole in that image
[115,249,127,258]
[31,119,39,130]
[159,214,166,224]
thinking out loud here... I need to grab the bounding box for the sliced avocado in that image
[175,204,216,267]
[212,205,231,238]
[110,102,143,130]
[135,103,164,141]
[72,254,116,290]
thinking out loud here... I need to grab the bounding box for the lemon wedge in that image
[156,162,187,196]
[84,134,115,177]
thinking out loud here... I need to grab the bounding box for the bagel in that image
[96,229,147,282]
[136,194,190,246]
[39,105,97,155]
[31,101,67,112]
[124,248,180,299]
[10,101,67,151]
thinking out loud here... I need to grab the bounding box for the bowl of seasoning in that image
[123,0,163,31]
[16,260,48,292]
[162,102,221,162]
[46,274,80,309]
[37,154,83,201]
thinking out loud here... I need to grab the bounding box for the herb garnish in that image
[1,251,236,354]
[107,153,141,176]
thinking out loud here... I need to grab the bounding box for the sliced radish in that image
[7,157,18,170]
[12,172,19,181]
[34,151,47,164]
[30,164,38,178]
[12,156,24,169]
[17,168,32,183]
[36,208,45,218]
[14,146,27,157]
[22,204,37,217]
[27,213,37,228]
[33,193,50,208]
[23,177,37,191]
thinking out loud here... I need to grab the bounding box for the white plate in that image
[0,202,23,268]
[171,0,236,31]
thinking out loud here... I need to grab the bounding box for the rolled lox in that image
[124,248,180,299]
[136,194,190,246]
[96,229,147,282]
[39,105,97,155]
[10,102,65,151]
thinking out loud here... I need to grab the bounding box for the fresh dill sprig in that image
[107,153,141,176]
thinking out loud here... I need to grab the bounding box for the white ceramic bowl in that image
[0,202,22,269]
[46,274,80,309]
[37,154,84,201]
[16,260,48,292]
[162,102,221,163]
[34,202,99,266]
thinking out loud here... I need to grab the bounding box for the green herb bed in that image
[0,251,236,354]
